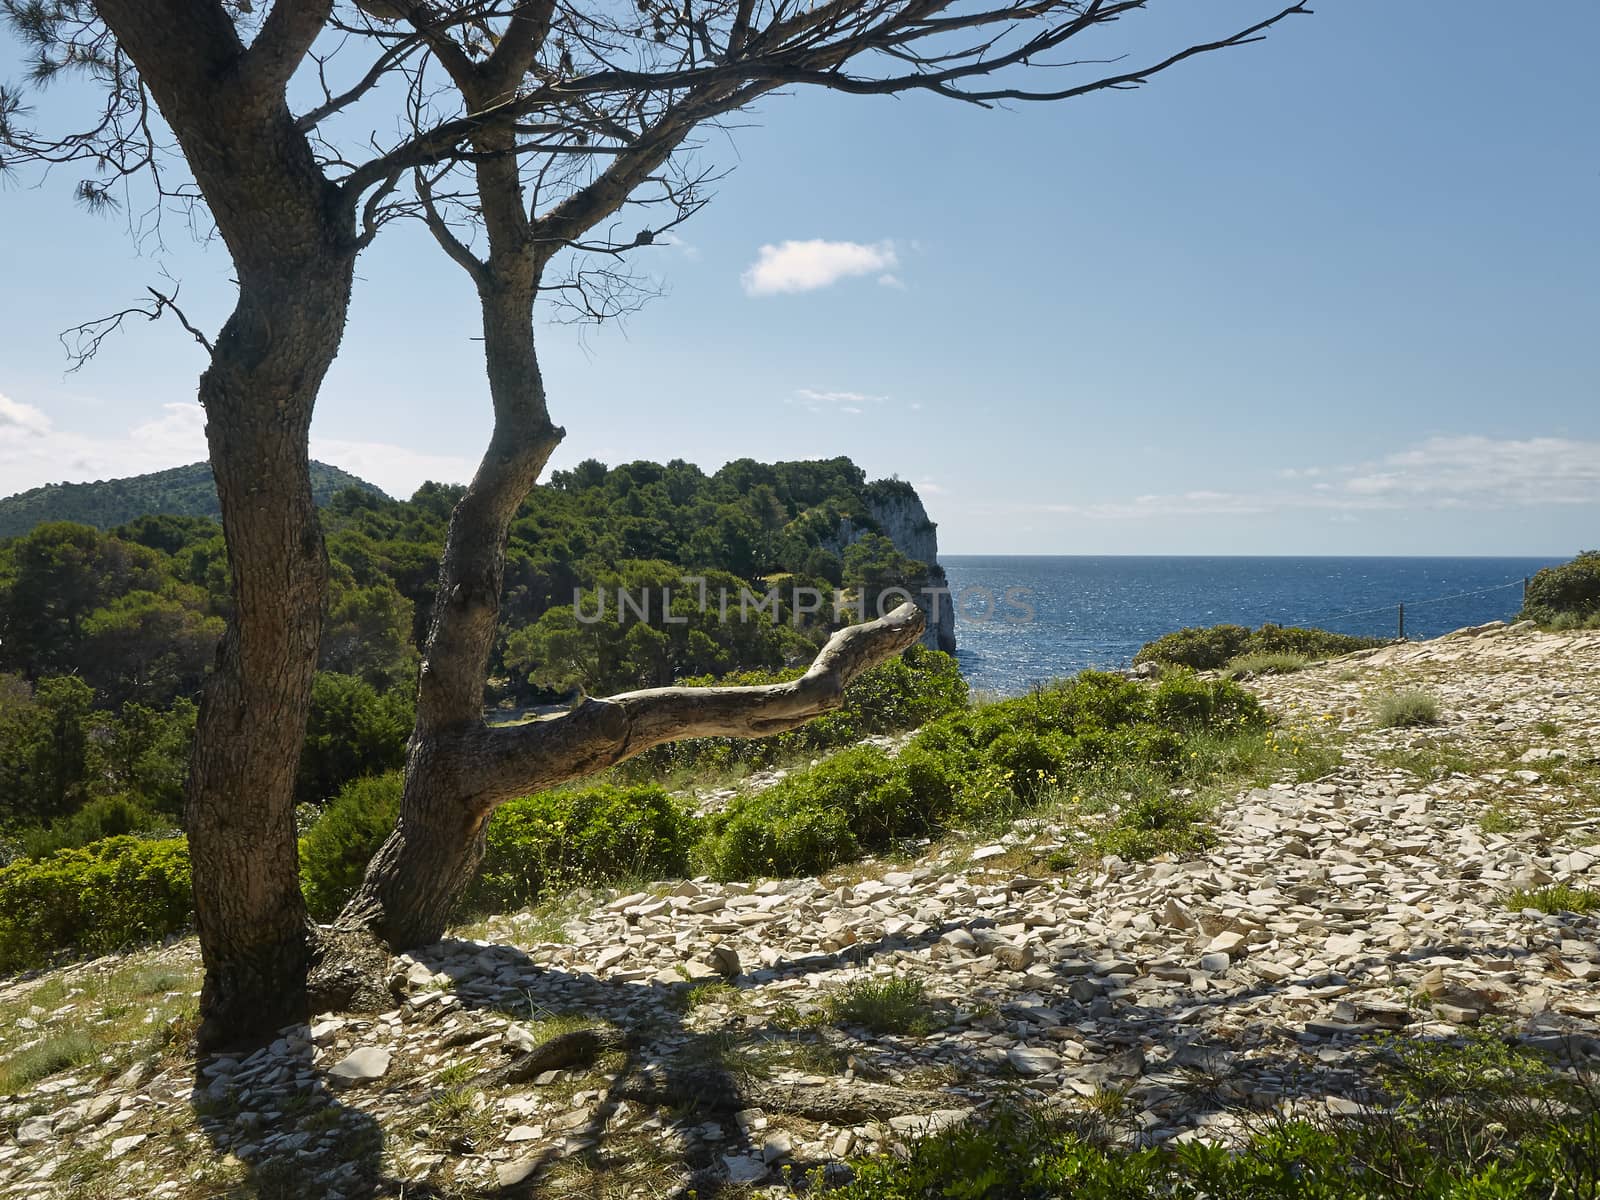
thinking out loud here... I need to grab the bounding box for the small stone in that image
[328,1046,391,1083]
[991,943,1035,971]
[497,1156,541,1187]
[723,1153,769,1184]
[109,1134,147,1159]
[1433,1002,1480,1025]
[14,1117,52,1146]
[1007,1046,1062,1076]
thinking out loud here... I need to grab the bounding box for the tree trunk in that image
[189,252,353,1047]
[340,258,564,949]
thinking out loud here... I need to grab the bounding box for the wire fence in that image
[1273,577,1529,639]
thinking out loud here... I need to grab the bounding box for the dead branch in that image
[59,282,214,372]
[451,601,924,810]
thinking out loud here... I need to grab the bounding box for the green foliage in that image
[1134,622,1385,671]
[0,673,95,823]
[20,795,172,859]
[466,783,697,913]
[1506,884,1600,914]
[825,976,940,1035]
[320,577,418,688]
[1373,689,1442,728]
[0,836,192,972]
[695,670,1263,880]
[298,773,403,919]
[1085,792,1215,861]
[296,672,414,806]
[0,461,384,539]
[1521,552,1600,625]
[503,562,815,694]
[299,774,699,919]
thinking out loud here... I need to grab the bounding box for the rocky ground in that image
[2,622,1599,1199]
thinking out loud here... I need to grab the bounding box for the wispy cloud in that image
[788,388,888,416]
[741,239,898,296]
[968,435,1600,521]
[0,394,475,501]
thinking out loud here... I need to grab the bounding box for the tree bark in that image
[86,0,358,1047]
[188,243,354,1047]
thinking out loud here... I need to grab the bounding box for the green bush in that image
[298,773,402,919]
[296,672,414,806]
[1135,622,1384,670]
[466,783,697,913]
[0,836,192,972]
[1522,551,1600,625]
[20,795,172,859]
[694,670,1265,880]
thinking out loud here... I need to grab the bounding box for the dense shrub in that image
[622,646,967,779]
[20,795,173,859]
[694,671,1263,880]
[465,783,697,913]
[299,773,700,919]
[298,773,403,919]
[296,672,415,806]
[1522,551,1600,625]
[1134,622,1385,670]
[0,836,192,972]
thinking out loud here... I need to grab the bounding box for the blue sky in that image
[2,0,1597,556]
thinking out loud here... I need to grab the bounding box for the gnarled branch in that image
[460,601,925,809]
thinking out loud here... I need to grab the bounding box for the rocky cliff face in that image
[832,485,957,654]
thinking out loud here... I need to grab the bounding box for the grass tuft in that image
[1373,689,1442,729]
[0,1031,99,1093]
[825,976,941,1036]
[1506,884,1600,914]
[1224,651,1312,678]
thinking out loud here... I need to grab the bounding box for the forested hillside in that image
[0,455,939,859]
[0,460,385,538]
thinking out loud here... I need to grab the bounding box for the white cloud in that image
[741,239,898,296]
[788,388,888,416]
[0,394,53,436]
[0,393,473,501]
[964,435,1600,522]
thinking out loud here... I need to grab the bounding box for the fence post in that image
[1398,602,1405,641]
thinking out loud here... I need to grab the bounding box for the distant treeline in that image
[0,460,383,539]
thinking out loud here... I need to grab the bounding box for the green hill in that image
[0,461,389,539]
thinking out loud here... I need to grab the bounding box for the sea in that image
[941,556,1566,696]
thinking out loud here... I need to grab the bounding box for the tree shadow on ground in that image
[190,909,1600,1198]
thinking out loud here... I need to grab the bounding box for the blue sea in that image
[941,556,1565,696]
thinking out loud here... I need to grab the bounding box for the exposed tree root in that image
[612,1068,956,1122]
[475,1026,637,1089]
[306,925,393,1015]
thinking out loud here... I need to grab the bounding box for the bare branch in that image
[59,282,214,372]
